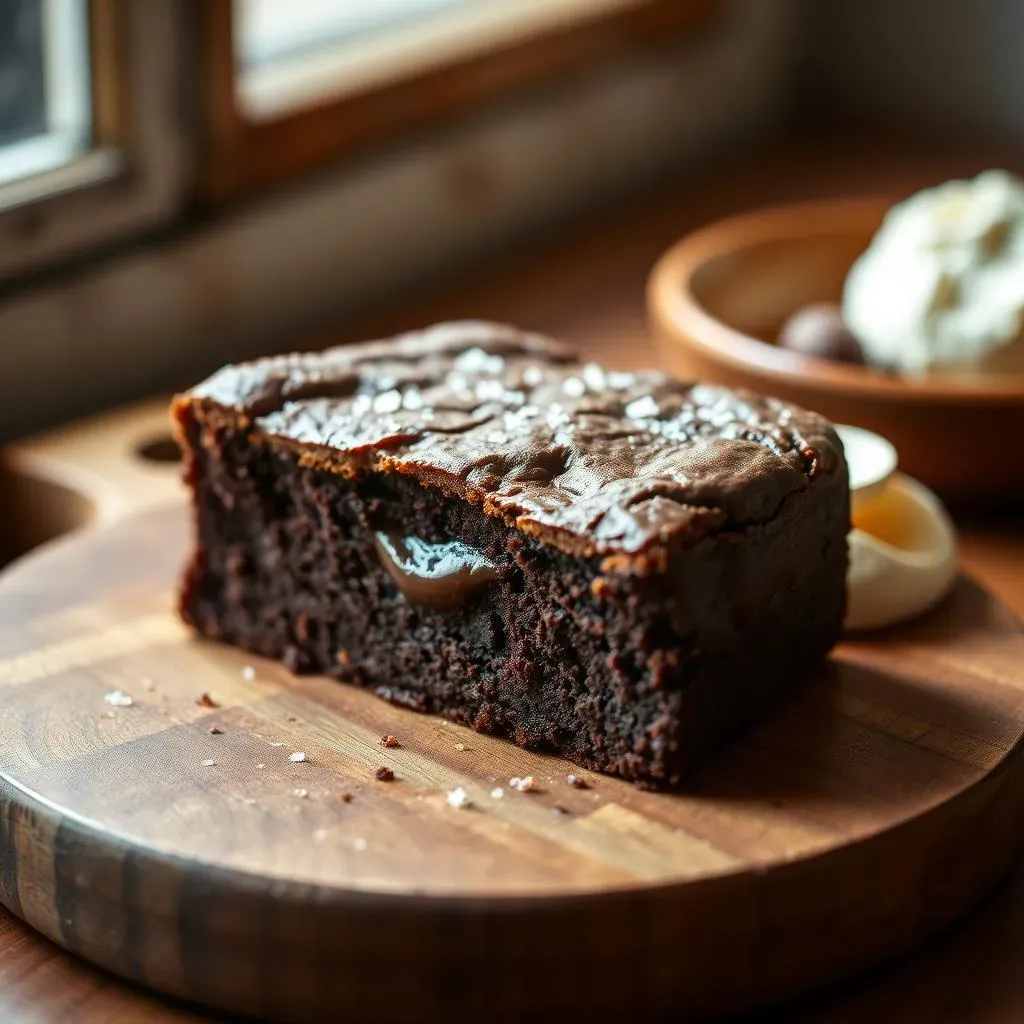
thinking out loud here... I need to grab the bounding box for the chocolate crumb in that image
[286,715,298,723]
[339,792,353,804]
[196,693,219,709]
[375,766,395,782]
[554,805,572,816]
[208,725,224,735]
[380,734,399,748]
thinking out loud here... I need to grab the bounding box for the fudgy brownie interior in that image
[174,322,848,786]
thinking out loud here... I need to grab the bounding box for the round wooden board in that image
[0,506,1023,1023]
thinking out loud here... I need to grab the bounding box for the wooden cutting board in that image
[1,402,1024,1023]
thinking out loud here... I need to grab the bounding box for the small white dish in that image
[838,424,958,631]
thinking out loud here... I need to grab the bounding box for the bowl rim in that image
[647,196,1024,406]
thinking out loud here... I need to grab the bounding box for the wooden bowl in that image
[647,197,1024,502]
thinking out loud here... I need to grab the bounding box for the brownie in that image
[172,321,848,786]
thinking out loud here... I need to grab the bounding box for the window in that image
[0,0,711,278]
[0,0,91,189]
[0,0,187,284]
[201,0,711,202]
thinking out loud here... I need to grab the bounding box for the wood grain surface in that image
[1,138,1024,1023]
[0,441,1022,1019]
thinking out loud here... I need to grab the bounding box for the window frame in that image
[0,0,189,285]
[199,0,712,204]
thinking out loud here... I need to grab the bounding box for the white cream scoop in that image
[836,425,958,631]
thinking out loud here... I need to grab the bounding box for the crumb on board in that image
[142,678,156,692]
[566,774,590,790]
[196,693,219,709]
[256,763,266,770]
[339,792,353,804]
[446,787,471,809]
[490,787,504,799]
[353,837,368,852]
[208,725,224,735]
[104,690,133,708]
[454,743,466,751]
[241,665,256,681]
[100,710,115,720]
[375,766,395,782]
[554,805,572,817]
[267,741,284,748]
[509,775,538,793]
[293,788,309,799]
[201,759,216,767]
[286,716,298,723]
[380,734,399,748]
[289,752,307,763]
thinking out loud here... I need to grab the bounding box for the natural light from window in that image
[0,0,91,190]
[235,0,650,118]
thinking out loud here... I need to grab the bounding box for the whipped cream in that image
[843,170,1024,374]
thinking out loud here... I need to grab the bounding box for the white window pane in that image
[235,0,648,118]
[0,0,91,189]
[237,0,471,68]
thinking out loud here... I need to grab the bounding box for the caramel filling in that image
[374,531,499,610]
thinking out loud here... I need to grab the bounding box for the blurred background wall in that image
[800,0,1024,141]
[3,0,1024,440]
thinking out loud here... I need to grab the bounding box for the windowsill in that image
[240,0,680,118]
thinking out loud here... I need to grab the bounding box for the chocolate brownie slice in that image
[172,322,848,786]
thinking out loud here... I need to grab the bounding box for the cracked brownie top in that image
[183,321,845,557]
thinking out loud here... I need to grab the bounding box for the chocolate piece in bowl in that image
[778,302,865,365]
[172,321,849,786]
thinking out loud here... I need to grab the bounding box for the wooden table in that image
[2,138,1024,1022]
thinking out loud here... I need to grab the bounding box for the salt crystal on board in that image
[446,787,471,809]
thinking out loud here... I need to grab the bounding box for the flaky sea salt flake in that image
[104,690,133,707]
[446,787,471,809]
[289,752,307,763]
